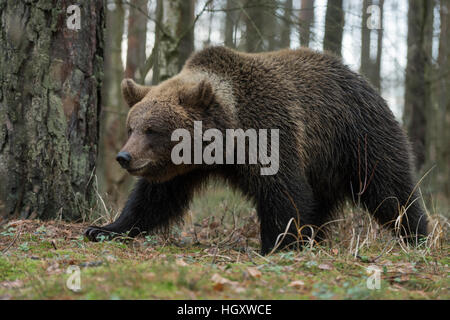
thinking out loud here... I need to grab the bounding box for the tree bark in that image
[323,0,344,56]
[360,0,372,81]
[125,0,148,83]
[0,1,104,221]
[299,0,314,47]
[373,0,384,91]
[360,0,383,91]
[224,0,239,48]
[177,0,196,71]
[244,0,265,52]
[432,0,450,200]
[151,0,163,85]
[158,0,196,81]
[404,0,434,171]
[265,0,279,51]
[280,0,293,48]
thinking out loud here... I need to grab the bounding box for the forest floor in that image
[0,185,449,300]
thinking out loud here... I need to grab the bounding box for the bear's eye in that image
[145,128,158,135]
[127,128,132,137]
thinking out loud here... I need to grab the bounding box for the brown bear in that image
[85,46,428,254]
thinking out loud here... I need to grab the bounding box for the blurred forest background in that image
[0,0,448,222]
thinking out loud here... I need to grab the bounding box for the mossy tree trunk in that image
[158,0,196,82]
[0,0,105,221]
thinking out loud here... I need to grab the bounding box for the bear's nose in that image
[116,151,132,169]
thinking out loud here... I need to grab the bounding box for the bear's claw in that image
[84,226,116,242]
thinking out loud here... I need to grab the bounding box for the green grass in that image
[0,185,448,300]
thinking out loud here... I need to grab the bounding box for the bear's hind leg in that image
[361,176,428,243]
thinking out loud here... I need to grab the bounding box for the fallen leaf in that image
[143,272,156,280]
[233,286,246,293]
[46,262,61,274]
[247,267,262,278]
[211,273,230,285]
[176,259,188,267]
[213,282,224,291]
[211,273,239,292]
[318,263,333,270]
[288,280,305,288]
[0,280,23,289]
[105,255,117,263]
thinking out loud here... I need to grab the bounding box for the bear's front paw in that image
[84,226,116,242]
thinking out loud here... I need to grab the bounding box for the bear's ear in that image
[121,78,151,107]
[179,80,214,108]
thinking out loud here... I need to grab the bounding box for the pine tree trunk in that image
[0,1,105,221]
[299,0,314,47]
[404,0,434,171]
[125,0,148,83]
[323,0,344,56]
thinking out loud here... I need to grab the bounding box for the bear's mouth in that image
[127,162,151,174]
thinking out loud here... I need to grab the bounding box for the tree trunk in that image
[432,0,450,200]
[125,0,148,83]
[177,0,196,71]
[360,0,383,91]
[404,0,434,171]
[244,0,265,52]
[224,0,239,48]
[280,0,293,48]
[265,0,279,51]
[98,0,131,209]
[360,0,372,81]
[151,0,163,85]
[299,0,314,47]
[373,0,384,91]
[0,1,104,221]
[323,0,344,56]
[158,0,196,81]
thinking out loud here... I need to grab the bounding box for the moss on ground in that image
[0,218,448,300]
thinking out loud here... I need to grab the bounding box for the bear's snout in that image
[116,151,132,169]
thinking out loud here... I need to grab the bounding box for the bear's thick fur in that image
[86,46,428,254]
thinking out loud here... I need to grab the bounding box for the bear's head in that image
[117,76,216,182]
